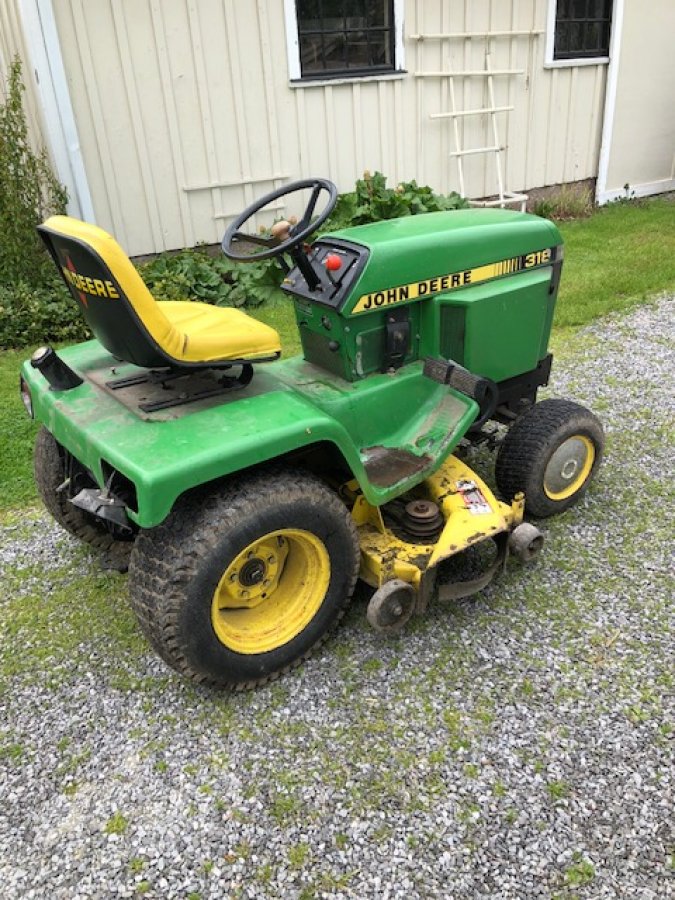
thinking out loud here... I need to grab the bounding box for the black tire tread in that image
[128,469,360,690]
[495,399,604,518]
[34,427,132,569]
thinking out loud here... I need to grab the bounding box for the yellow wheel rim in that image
[544,435,595,501]
[211,529,330,655]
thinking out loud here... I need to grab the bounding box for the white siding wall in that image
[50,0,609,255]
[599,1,675,201]
[407,0,607,198]
[0,0,49,154]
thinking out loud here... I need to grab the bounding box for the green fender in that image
[22,340,478,528]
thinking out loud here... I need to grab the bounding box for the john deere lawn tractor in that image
[20,178,603,689]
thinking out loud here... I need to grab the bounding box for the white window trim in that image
[283,0,405,86]
[544,0,610,69]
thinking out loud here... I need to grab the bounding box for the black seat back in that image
[39,216,178,367]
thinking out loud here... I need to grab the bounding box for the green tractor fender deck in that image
[22,340,479,528]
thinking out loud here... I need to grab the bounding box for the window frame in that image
[544,0,612,68]
[284,0,406,85]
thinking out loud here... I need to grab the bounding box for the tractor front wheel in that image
[495,399,604,518]
[128,470,360,689]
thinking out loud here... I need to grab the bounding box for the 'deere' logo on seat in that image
[61,254,120,307]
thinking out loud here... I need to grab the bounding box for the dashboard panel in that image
[280,238,368,309]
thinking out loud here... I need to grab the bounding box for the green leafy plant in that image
[0,57,67,287]
[546,779,570,801]
[139,248,280,308]
[0,278,87,349]
[324,170,468,230]
[0,57,76,350]
[564,853,596,887]
[104,811,129,835]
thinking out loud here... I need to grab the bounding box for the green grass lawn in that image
[1,196,673,513]
[555,197,675,328]
[0,348,39,509]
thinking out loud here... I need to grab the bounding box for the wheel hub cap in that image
[544,435,595,500]
[239,558,266,587]
[211,529,331,655]
[218,537,287,609]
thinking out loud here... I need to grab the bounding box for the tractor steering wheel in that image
[221,178,338,262]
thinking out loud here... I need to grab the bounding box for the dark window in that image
[554,0,612,60]
[296,1,396,79]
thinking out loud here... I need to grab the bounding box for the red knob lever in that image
[325,253,342,272]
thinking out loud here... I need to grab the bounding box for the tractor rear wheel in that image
[128,470,360,689]
[34,426,134,571]
[495,399,604,518]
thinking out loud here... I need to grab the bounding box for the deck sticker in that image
[351,247,553,315]
[456,479,492,515]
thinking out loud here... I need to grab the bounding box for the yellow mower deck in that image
[351,456,525,618]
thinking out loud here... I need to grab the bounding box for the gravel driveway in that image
[1,297,673,900]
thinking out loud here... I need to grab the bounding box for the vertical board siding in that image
[48,0,607,255]
[0,0,49,156]
[148,0,195,247]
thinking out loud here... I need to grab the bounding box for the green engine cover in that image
[289,208,562,383]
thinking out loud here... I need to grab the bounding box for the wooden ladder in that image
[413,30,542,211]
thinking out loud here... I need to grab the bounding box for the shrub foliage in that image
[0,57,80,349]
[140,249,283,309]
[0,278,87,348]
[0,57,68,283]
[325,170,468,229]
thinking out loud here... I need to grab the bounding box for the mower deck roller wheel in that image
[34,426,133,572]
[128,470,360,689]
[509,522,545,562]
[495,399,604,518]
[366,579,416,634]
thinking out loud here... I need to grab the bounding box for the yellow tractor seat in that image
[38,216,281,370]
